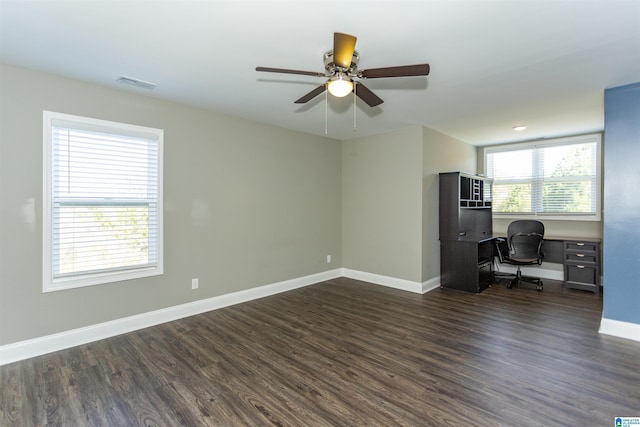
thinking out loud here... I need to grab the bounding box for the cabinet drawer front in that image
[565,242,598,252]
[566,264,598,285]
[566,253,597,263]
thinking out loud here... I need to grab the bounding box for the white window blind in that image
[485,134,601,220]
[43,111,163,291]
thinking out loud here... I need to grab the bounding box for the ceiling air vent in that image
[116,75,156,90]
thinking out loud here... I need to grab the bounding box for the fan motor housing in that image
[324,50,360,76]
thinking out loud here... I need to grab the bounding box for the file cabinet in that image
[564,240,600,293]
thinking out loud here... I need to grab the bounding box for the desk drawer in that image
[566,263,597,283]
[565,241,598,252]
[566,264,599,291]
[565,253,597,263]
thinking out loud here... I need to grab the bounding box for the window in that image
[43,111,163,292]
[485,133,601,220]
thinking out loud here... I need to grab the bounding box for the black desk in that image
[495,235,601,292]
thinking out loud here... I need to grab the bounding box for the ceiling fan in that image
[256,32,430,107]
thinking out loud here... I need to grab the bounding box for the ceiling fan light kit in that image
[327,74,353,97]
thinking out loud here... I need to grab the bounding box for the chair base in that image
[495,268,543,292]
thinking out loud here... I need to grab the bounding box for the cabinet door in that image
[440,241,484,293]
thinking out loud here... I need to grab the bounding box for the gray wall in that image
[341,125,476,284]
[0,64,342,345]
[342,127,424,283]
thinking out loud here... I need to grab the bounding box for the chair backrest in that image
[507,220,544,261]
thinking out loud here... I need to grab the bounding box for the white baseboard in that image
[0,269,342,366]
[341,268,426,294]
[422,276,441,293]
[599,318,640,342]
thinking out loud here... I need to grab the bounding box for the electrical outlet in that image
[191,278,199,290]
[326,255,332,263]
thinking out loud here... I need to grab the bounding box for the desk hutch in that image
[439,172,494,293]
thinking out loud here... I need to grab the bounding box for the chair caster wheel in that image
[537,281,543,291]
[507,282,513,289]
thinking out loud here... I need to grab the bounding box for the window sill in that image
[43,266,163,293]
[493,213,601,222]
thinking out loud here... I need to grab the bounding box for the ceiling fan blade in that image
[355,82,384,107]
[294,84,327,104]
[360,64,430,79]
[256,66,325,77]
[333,32,357,69]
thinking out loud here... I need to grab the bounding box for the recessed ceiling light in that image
[512,125,527,131]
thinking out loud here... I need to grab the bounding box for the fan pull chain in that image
[324,85,328,135]
[353,83,357,132]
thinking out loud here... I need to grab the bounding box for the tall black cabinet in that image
[439,172,494,293]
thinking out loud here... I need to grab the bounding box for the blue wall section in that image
[603,82,640,324]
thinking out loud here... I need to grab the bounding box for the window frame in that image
[484,133,602,221]
[43,111,164,292]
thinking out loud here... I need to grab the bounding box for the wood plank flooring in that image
[2,277,639,426]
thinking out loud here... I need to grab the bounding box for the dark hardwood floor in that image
[2,277,639,426]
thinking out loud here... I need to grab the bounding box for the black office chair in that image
[495,220,545,291]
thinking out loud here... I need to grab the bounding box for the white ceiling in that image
[1,0,639,145]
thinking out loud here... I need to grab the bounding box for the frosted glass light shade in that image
[327,76,353,97]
